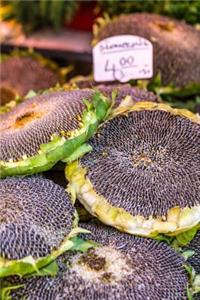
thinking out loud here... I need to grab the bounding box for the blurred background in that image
[1,0,200,112]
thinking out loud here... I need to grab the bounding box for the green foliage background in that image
[3,0,79,32]
[99,0,200,25]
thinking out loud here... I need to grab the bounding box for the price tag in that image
[93,35,153,82]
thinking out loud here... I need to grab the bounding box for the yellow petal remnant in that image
[66,161,200,238]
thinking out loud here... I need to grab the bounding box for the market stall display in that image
[1,2,200,299]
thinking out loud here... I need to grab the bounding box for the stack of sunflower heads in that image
[0,83,199,300]
[0,12,200,300]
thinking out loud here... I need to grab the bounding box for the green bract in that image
[0,227,72,278]
[0,237,96,300]
[0,228,93,278]
[4,220,188,299]
[183,230,200,298]
[66,101,200,239]
[0,91,111,178]
[0,175,94,279]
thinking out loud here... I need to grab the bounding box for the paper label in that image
[93,35,153,82]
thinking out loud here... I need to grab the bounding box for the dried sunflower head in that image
[187,231,200,275]
[0,89,110,177]
[0,175,83,278]
[5,220,188,300]
[66,101,200,238]
[93,13,200,87]
[0,51,62,104]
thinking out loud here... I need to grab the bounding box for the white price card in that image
[93,35,153,82]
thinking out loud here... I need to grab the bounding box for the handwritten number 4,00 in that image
[104,59,124,80]
[104,56,135,80]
